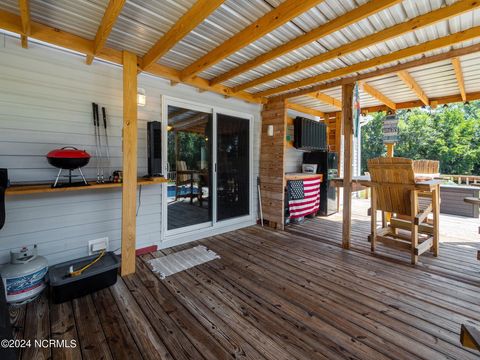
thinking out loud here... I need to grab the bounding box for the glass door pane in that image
[167,105,212,230]
[216,113,250,221]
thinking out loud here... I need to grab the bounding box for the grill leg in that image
[78,168,88,185]
[53,168,63,188]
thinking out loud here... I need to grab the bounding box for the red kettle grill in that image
[46,147,91,188]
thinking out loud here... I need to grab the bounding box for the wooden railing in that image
[441,174,480,185]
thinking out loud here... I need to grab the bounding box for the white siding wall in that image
[0,34,261,266]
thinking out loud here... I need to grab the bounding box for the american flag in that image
[288,178,321,218]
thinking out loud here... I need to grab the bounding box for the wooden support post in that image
[121,51,138,276]
[432,185,440,257]
[386,143,395,158]
[342,83,354,249]
[410,190,419,265]
[335,112,342,211]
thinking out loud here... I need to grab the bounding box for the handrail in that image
[441,174,480,185]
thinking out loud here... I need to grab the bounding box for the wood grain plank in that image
[72,295,113,360]
[50,301,82,360]
[109,277,172,360]
[91,288,143,360]
[22,292,50,360]
[135,257,232,360]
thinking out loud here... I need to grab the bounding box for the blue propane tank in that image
[0,245,48,305]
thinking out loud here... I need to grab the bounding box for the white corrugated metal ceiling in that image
[1,0,480,109]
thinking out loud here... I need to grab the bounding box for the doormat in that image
[148,245,220,279]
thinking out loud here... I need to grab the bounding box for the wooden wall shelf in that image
[6,177,168,196]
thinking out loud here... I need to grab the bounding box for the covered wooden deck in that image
[11,199,480,359]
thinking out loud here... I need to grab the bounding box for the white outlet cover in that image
[88,237,109,255]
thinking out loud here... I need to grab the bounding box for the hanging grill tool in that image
[102,106,111,168]
[92,103,101,182]
[92,103,110,183]
[95,103,104,182]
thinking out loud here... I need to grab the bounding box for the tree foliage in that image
[361,101,480,175]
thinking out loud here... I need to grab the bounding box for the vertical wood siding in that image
[0,34,260,266]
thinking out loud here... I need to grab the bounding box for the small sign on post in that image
[383,113,399,144]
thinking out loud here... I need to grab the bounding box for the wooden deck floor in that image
[10,199,480,359]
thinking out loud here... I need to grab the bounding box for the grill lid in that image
[47,147,90,159]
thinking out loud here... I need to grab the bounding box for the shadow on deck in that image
[8,198,480,359]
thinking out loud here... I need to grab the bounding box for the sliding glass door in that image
[216,113,250,221]
[166,104,212,231]
[162,97,252,239]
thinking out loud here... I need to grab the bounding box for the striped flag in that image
[288,178,321,218]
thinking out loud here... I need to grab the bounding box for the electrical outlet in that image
[88,237,109,255]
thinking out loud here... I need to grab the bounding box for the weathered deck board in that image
[8,202,480,359]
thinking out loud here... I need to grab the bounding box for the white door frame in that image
[160,96,254,243]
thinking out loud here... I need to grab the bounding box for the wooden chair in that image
[368,157,439,264]
[176,161,194,202]
[413,159,440,178]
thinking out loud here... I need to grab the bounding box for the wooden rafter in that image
[270,42,480,101]
[308,92,342,109]
[87,0,126,65]
[180,0,326,80]
[233,0,480,94]
[397,71,429,106]
[18,0,31,48]
[0,9,265,104]
[348,91,480,114]
[210,0,401,86]
[359,81,396,110]
[452,57,467,102]
[141,0,224,71]
[255,25,480,98]
[285,102,325,118]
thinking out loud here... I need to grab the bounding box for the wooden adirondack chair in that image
[368,157,439,264]
[413,159,440,177]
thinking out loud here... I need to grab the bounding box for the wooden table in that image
[331,176,444,191]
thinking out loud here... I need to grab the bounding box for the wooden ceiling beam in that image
[270,42,480,101]
[86,0,126,65]
[210,0,402,86]
[141,0,224,71]
[308,92,342,109]
[234,0,480,94]
[256,24,480,98]
[451,57,467,102]
[0,9,265,104]
[356,91,480,113]
[180,0,326,81]
[397,71,429,106]
[18,0,31,48]
[359,81,396,110]
[285,102,325,118]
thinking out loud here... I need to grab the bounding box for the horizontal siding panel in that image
[0,34,261,266]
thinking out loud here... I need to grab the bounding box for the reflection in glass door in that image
[216,114,250,221]
[167,105,212,231]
